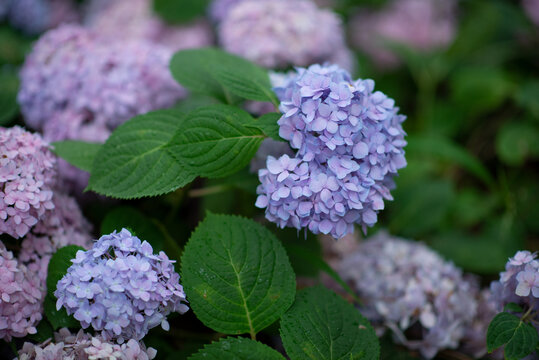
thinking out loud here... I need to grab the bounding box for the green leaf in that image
[406,135,495,188]
[189,337,286,360]
[487,312,538,359]
[88,110,196,199]
[101,207,165,252]
[496,122,539,166]
[167,105,265,179]
[280,286,380,360]
[44,294,80,330]
[504,303,524,314]
[52,140,102,172]
[46,245,85,296]
[181,213,296,337]
[153,0,211,24]
[45,245,85,330]
[245,113,283,142]
[170,48,277,104]
[0,71,19,125]
[27,320,54,343]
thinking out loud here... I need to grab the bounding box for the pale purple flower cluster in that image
[0,243,42,341]
[218,0,353,70]
[18,25,184,191]
[209,0,243,23]
[338,232,479,359]
[0,126,56,239]
[84,0,213,52]
[19,24,184,141]
[524,0,539,25]
[18,328,157,360]
[1,0,78,35]
[255,64,406,238]
[19,192,93,291]
[490,251,539,314]
[55,229,189,342]
[350,0,457,68]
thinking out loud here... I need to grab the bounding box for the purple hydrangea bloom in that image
[255,64,406,238]
[491,250,539,314]
[218,0,353,70]
[350,0,457,68]
[524,0,539,25]
[337,232,479,359]
[4,0,79,35]
[18,25,185,191]
[84,0,213,52]
[0,243,43,341]
[0,126,56,239]
[19,25,184,139]
[19,192,93,292]
[18,328,157,360]
[209,0,244,23]
[55,229,188,342]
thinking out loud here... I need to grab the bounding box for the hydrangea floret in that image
[18,328,157,360]
[55,229,189,342]
[0,126,56,238]
[0,243,42,341]
[19,192,93,291]
[255,64,406,238]
[337,232,479,358]
[218,0,353,70]
[490,250,539,315]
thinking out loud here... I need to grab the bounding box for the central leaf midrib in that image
[226,247,255,337]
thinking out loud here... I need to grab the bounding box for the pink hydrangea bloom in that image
[523,0,539,25]
[84,0,213,51]
[18,328,157,360]
[0,126,56,238]
[18,192,93,292]
[350,0,457,68]
[0,243,42,341]
[218,0,352,70]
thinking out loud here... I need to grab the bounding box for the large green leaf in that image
[280,286,380,360]
[487,312,538,359]
[88,110,195,199]
[45,245,85,330]
[52,140,102,172]
[170,48,277,104]
[181,213,296,337]
[189,337,286,360]
[167,105,265,178]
